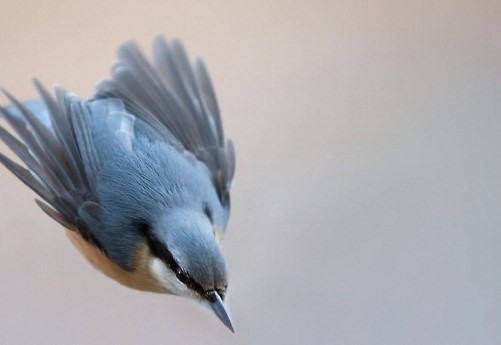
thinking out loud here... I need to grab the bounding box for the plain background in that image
[0,1,500,344]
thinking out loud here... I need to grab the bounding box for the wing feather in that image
[0,83,104,245]
[96,36,235,205]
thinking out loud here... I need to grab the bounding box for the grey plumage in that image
[0,36,235,330]
[96,37,235,205]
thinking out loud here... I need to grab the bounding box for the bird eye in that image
[177,269,187,280]
[205,291,216,303]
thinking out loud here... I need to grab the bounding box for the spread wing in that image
[0,82,132,250]
[95,36,235,206]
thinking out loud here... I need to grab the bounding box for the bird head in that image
[143,207,233,331]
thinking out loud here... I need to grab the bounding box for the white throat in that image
[148,257,198,298]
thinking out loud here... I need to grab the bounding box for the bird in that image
[0,36,236,332]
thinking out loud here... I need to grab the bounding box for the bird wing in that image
[0,83,131,249]
[95,36,235,207]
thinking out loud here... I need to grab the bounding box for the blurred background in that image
[0,1,500,344]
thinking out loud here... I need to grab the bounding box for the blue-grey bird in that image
[0,37,236,331]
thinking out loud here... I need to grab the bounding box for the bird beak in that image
[208,291,234,332]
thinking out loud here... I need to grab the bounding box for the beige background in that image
[0,1,500,344]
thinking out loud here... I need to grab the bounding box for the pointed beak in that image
[208,291,234,332]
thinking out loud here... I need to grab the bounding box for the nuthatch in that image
[0,37,236,331]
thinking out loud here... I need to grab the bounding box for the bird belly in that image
[65,229,168,293]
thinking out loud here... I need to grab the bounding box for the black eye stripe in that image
[137,223,211,298]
